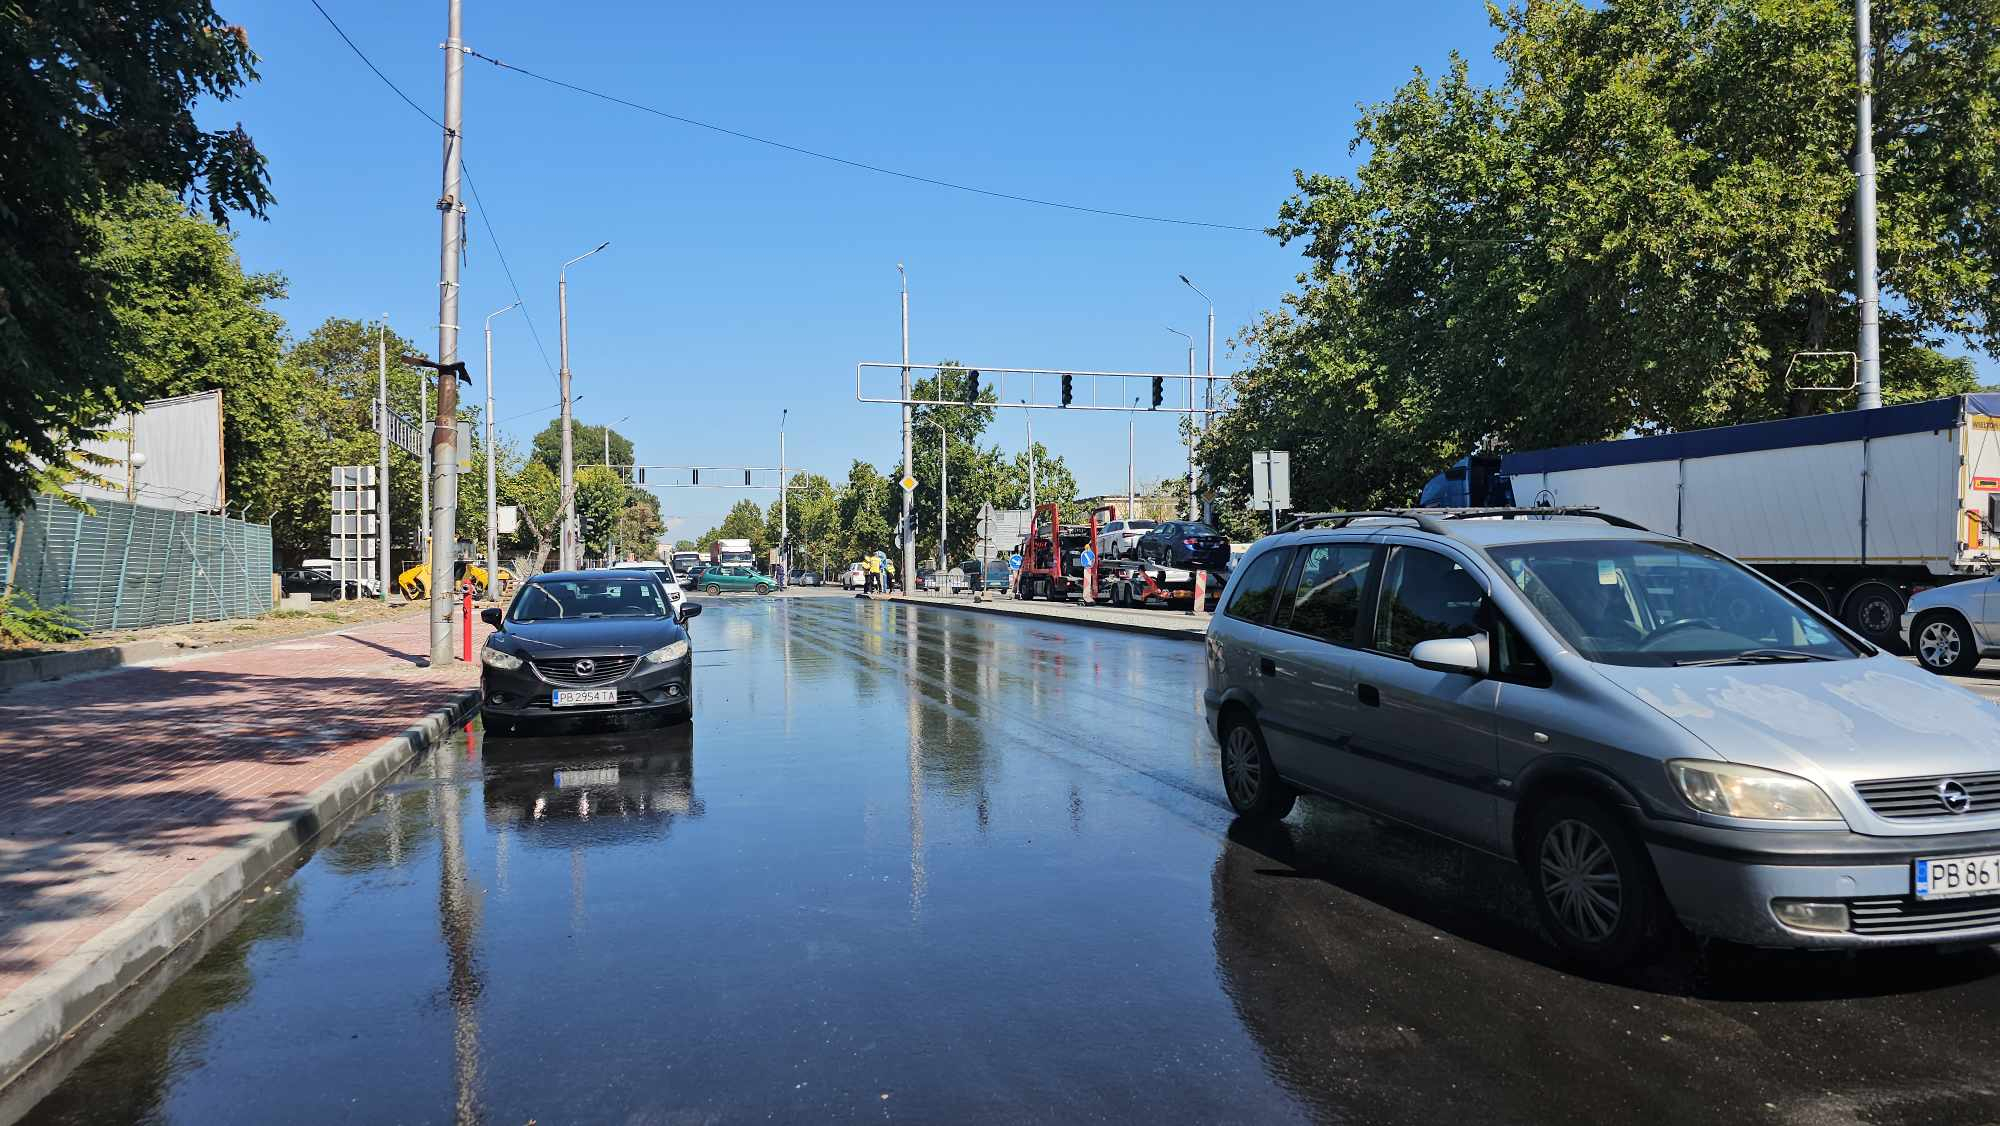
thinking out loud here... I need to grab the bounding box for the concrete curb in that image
[0,686,481,1098]
[882,595,1206,643]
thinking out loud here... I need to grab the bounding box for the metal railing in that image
[1,494,274,631]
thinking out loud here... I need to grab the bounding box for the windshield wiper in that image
[1675,648,1834,667]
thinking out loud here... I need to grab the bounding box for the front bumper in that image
[1646,819,2000,948]
[480,655,692,720]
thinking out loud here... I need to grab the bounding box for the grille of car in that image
[1853,772,2000,819]
[1847,895,2000,936]
[532,655,638,687]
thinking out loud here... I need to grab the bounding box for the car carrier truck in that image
[1420,394,2000,648]
[1014,502,1225,611]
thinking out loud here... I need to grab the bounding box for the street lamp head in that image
[1178,274,1190,285]
[128,451,147,469]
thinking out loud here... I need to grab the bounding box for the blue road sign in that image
[1008,553,1023,570]
[1079,548,1096,568]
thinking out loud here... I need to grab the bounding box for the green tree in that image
[2,3,270,512]
[836,460,894,562]
[574,465,627,558]
[530,419,633,474]
[766,471,839,572]
[1216,0,1998,513]
[281,316,431,559]
[503,459,561,572]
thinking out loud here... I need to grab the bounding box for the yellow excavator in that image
[397,554,514,600]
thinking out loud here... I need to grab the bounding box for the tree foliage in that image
[530,419,633,474]
[2,1,270,512]
[1208,0,1999,515]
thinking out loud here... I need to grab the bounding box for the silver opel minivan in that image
[1204,509,2000,968]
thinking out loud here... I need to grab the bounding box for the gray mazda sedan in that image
[480,570,700,736]
[1204,509,2000,968]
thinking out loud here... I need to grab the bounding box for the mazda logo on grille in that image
[1939,779,1973,814]
[573,658,596,676]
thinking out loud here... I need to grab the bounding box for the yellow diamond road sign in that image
[900,475,917,492]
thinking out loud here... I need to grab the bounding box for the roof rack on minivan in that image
[1277,506,1650,536]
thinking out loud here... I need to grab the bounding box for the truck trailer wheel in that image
[1841,584,1906,652]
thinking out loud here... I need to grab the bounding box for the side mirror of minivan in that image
[480,607,504,629]
[1410,635,1486,677]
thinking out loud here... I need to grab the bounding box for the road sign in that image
[1250,450,1291,509]
[900,474,917,492]
[372,400,424,459]
[1079,548,1095,568]
[1008,553,1022,570]
[496,505,519,534]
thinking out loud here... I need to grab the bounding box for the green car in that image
[698,565,772,595]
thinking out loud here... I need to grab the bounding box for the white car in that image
[611,560,687,612]
[842,562,867,590]
[1094,519,1157,560]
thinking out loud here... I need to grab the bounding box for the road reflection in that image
[481,725,700,846]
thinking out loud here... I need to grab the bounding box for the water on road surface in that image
[20,597,2000,1124]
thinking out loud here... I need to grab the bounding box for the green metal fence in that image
[1,494,274,631]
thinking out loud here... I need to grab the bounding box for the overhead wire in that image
[461,47,1262,233]
[306,0,556,382]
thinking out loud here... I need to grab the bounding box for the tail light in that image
[1184,538,1200,546]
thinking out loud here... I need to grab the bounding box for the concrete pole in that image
[377,325,389,601]
[899,264,914,594]
[938,423,947,570]
[1204,304,1215,525]
[1025,409,1037,512]
[484,302,517,600]
[430,0,464,665]
[1127,400,1135,520]
[1169,327,1194,517]
[1855,0,1881,410]
[420,373,430,561]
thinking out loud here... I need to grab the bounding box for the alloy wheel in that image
[1538,818,1622,943]
[1223,726,1262,808]
[1919,620,1963,670]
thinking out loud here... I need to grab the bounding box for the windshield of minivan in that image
[511,578,669,622]
[1486,540,1863,667]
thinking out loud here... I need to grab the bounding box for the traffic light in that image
[1150,377,1163,409]
[964,369,981,404]
[1060,373,1073,407]
[744,469,753,486]
[691,468,699,485]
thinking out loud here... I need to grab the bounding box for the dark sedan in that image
[478,570,701,736]
[1134,521,1231,571]
[279,567,363,601]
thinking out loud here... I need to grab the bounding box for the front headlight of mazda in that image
[1667,760,1842,821]
[480,646,523,670]
[643,639,690,665]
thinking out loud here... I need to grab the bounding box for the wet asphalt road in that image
[21,595,2000,1124]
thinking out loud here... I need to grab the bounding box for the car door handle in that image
[1259,658,1277,677]
[1357,683,1380,707]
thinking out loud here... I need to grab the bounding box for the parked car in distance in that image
[1207,508,2000,968]
[794,571,823,587]
[279,568,363,601]
[1136,521,1231,571]
[842,563,867,590]
[983,559,1012,591]
[301,559,381,598]
[1095,519,1157,559]
[478,569,701,735]
[680,562,708,591]
[698,565,772,595]
[609,559,687,614]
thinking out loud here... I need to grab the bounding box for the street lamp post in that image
[898,263,914,595]
[558,241,610,570]
[779,408,789,587]
[1178,276,1215,525]
[1128,396,1139,519]
[484,301,520,601]
[1167,327,1195,517]
[926,420,949,572]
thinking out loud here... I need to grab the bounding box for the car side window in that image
[1373,546,1487,657]
[1489,604,1553,687]
[1277,542,1375,645]
[1223,548,1291,625]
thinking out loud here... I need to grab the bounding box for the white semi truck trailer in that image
[1427,395,2000,649]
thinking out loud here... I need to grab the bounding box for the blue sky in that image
[214,1,1990,538]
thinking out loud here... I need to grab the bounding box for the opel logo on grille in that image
[573,658,596,676]
[1938,779,1973,814]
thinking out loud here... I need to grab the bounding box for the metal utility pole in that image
[483,302,518,600]
[779,408,789,584]
[925,421,947,570]
[1855,0,1881,410]
[1025,407,1037,511]
[557,242,609,569]
[1128,397,1138,519]
[1168,327,1195,516]
[899,263,914,594]
[430,0,466,665]
[377,323,390,602]
[420,372,430,560]
[1180,275,1216,524]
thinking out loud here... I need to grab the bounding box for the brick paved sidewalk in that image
[0,611,489,1019]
